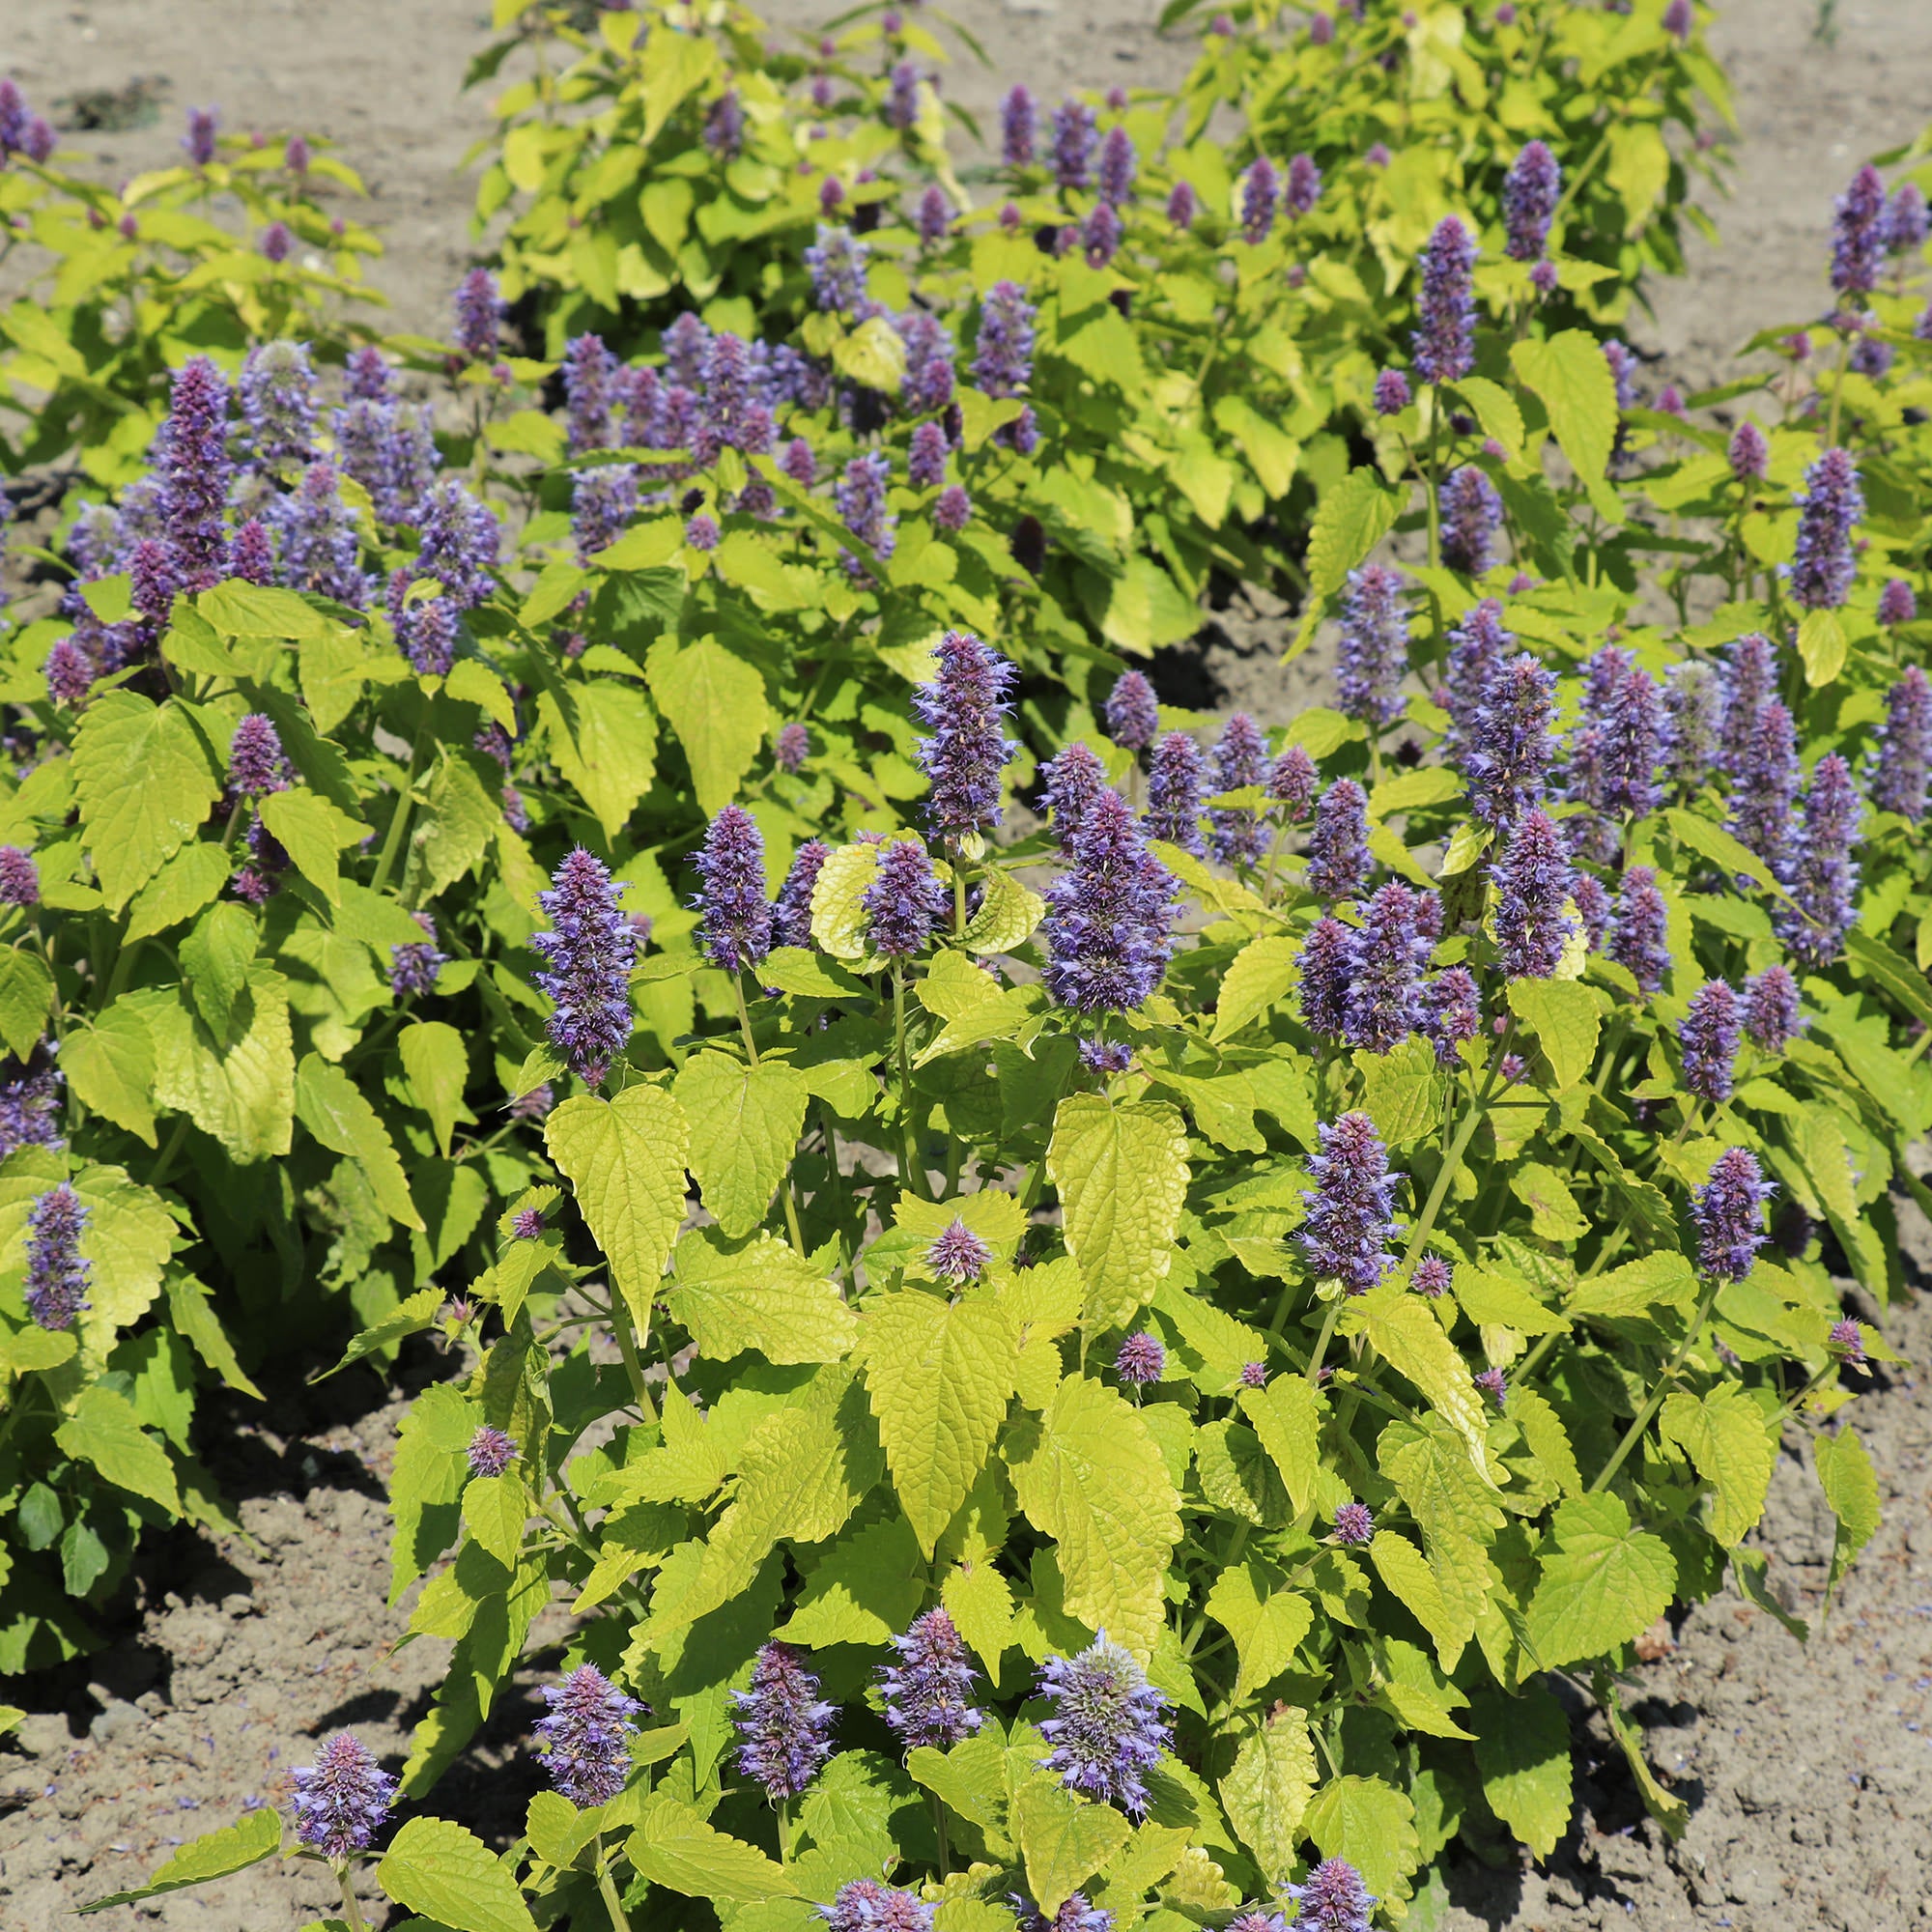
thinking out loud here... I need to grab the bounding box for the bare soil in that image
[2,2,1931,1927]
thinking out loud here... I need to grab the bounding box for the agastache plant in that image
[531,847,639,1085]
[1300,1112,1402,1293]
[915,632,1017,845]
[1036,1634,1172,1817]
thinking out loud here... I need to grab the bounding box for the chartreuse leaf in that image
[864,1286,1019,1554]
[1352,1286,1500,1485]
[312,1286,444,1382]
[959,866,1045,953]
[1237,1377,1321,1514]
[1469,1686,1573,1858]
[399,1021,469,1157]
[0,946,53,1058]
[1291,468,1399,655]
[388,1381,476,1603]
[1814,1424,1880,1596]
[1375,1636,1473,1740]
[780,1512,926,1646]
[944,1555,1016,1673]
[295,1053,424,1231]
[667,1227,857,1365]
[646,635,769,815]
[62,1003,158,1145]
[1510,328,1621,521]
[1220,1708,1317,1882]
[1046,1094,1189,1331]
[258,788,362,905]
[76,1804,282,1913]
[629,1794,796,1900]
[1660,1386,1776,1547]
[1205,1560,1313,1699]
[545,1087,690,1331]
[379,1816,540,1932]
[165,1271,263,1399]
[55,1384,179,1515]
[1596,1671,1689,1841]
[464,1471,529,1570]
[72,692,220,908]
[909,1729,1012,1843]
[1526,1493,1676,1667]
[1011,1775,1132,1916]
[1007,1374,1180,1658]
[1302,1775,1422,1905]
[1507,978,1601,1092]
[1209,935,1298,1043]
[673,1051,810,1237]
[534,682,658,843]
[810,840,888,964]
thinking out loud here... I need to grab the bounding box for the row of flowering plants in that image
[56,162,1929,1925]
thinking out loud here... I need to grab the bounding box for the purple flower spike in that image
[412,478,500,610]
[1474,1365,1508,1412]
[1691,1147,1775,1280]
[1344,881,1440,1053]
[0,1047,64,1161]
[1373,368,1412,416]
[865,840,948,959]
[0,846,39,909]
[928,1217,994,1282]
[1106,670,1160,753]
[909,420,949,490]
[1607,866,1670,996]
[535,1665,643,1808]
[1239,1361,1269,1388]
[1002,86,1037,167]
[1098,127,1136,206]
[1829,1318,1866,1363]
[1116,1330,1165,1385]
[1297,917,1352,1039]
[1299,1111,1402,1294]
[229,713,291,797]
[1728,419,1769,484]
[292,1733,395,1861]
[835,452,895,572]
[1776,752,1862,968]
[238,340,318,473]
[934,485,972,532]
[25,1182,90,1331]
[1729,698,1799,874]
[1718,632,1778,778]
[1877,579,1917,627]
[1287,151,1321,216]
[183,105,218,167]
[1420,967,1481,1065]
[1284,1859,1377,1932]
[467,1427,517,1478]
[1442,599,1512,750]
[1306,778,1370,899]
[1333,1502,1375,1546]
[1241,156,1279,244]
[454,268,502,360]
[1679,980,1741,1105]
[1489,808,1577,979]
[1411,1255,1453,1298]
[732,1641,836,1800]
[973,281,1037,398]
[1209,713,1269,867]
[1785,447,1862,611]
[159,357,232,593]
[1336,564,1408,726]
[1502,141,1560,261]
[1832,165,1888,298]
[1572,873,1610,951]
[512,1208,546,1239]
[1886,182,1930,255]
[1044,790,1179,1013]
[1662,0,1693,38]
[1466,652,1558,829]
[1872,666,1932,820]
[1268,745,1319,815]
[823,1883,935,1932]
[532,847,640,1086]
[390,912,447,999]
[693,806,774,974]
[1662,661,1721,794]
[1042,742,1110,853]
[1167,180,1199,229]
[776,723,810,775]
[773,840,829,951]
[1411,215,1478,386]
[1037,1634,1172,1817]
[916,631,1017,843]
[1145,732,1207,855]
[1440,465,1503,576]
[572,464,639,563]
[1051,99,1097,190]
[1014,1898,1113,1932]
[1743,964,1803,1050]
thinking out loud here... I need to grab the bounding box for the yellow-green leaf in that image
[645,636,768,816]
[1469,1686,1572,1858]
[672,1051,809,1238]
[379,1815,540,1932]
[1526,1492,1676,1667]
[76,1805,283,1914]
[294,1053,424,1231]
[1046,1094,1189,1331]
[628,1795,797,1900]
[1010,1776,1132,1917]
[1660,1386,1776,1547]
[72,693,220,909]
[1507,978,1601,1092]
[668,1227,856,1365]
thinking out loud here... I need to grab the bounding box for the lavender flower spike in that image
[292,1733,396,1861]
[1784,447,1862,611]
[1208,712,1269,867]
[973,281,1037,398]
[535,1664,643,1808]
[1679,980,1741,1105]
[1729,698,1800,874]
[1305,778,1370,900]
[1116,1330,1165,1384]
[1502,140,1561,262]
[1465,652,1558,829]
[1871,666,1932,820]
[531,847,640,1086]
[453,267,502,360]
[774,840,830,950]
[1743,964,1803,1051]
[1296,917,1352,1040]
[0,847,39,909]
[1343,881,1440,1053]
[1043,790,1179,1013]
[1105,670,1159,753]
[24,1181,90,1331]
[1299,1111,1403,1293]
[1335,564,1408,726]
[1145,732,1207,855]
[1041,741,1110,853]
[1831,164,1888,298]
[732,1641,836,1800]
[823,1885,935,1932]
[865,840,949,958]
[1489,808,1577,979]
[1691,1148,1775,1281]
[1607,865,1670,996]
[916,631,1017,843]
[1036,1634,1172,1817]
[159,357,233,592]
[1241,156,1279,245]
[1440,464,1503,576]
[693,805,775,974]
[228,713,291,796]
[1776,751,1862,968]
[1411,215,1478,385]
[468,1427,517,1478]
[1283,1859,1377,1932]
[928,1218,994,1283]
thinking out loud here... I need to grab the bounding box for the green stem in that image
[147,1114,192,1192]
[1304,1296,1344,1385]
[1423,401,1442,571]
[931,1792,952,1879]
[893,967,928,1200]
[953,866,968,939]
[1589,1273,1723,1493]
[611,1296,658,1423]
[1826,327,1851,450]
[336,1862,369,1932]
[1402,1023,1513,1271]
[371,724,434,895]
[594,1837,631,1932]
[776,1800,794,1863]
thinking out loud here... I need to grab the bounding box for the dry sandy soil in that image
[1,1,1931,1928]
